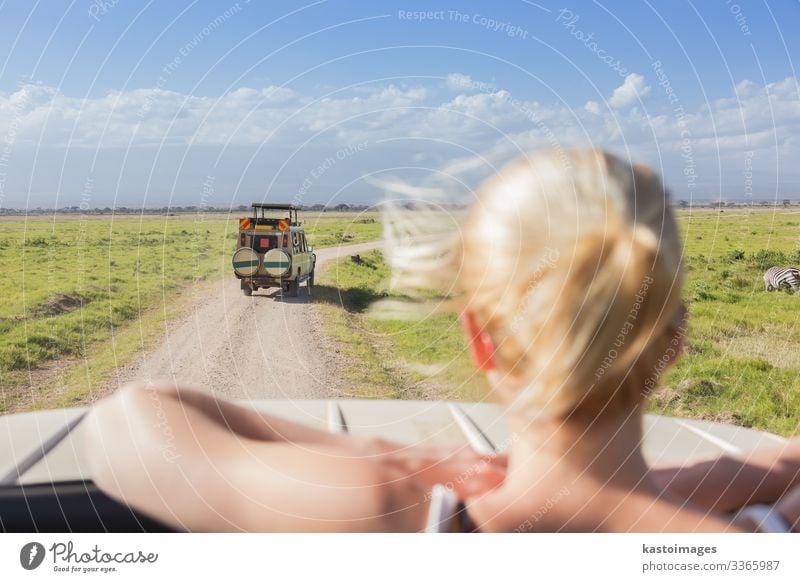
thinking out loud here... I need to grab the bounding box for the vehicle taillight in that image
[239,233,246,247]
[283,236,288,248]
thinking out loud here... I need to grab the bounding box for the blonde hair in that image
[385,149,683,420]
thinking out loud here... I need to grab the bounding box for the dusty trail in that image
[109,241,382,399]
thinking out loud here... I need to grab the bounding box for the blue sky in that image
[0,0,798,208]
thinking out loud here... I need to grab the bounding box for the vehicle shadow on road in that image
[309,283,386,313]
[251,289,313,304]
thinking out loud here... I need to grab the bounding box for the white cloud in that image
[444,73,496,93]
[0,74,797,206]
[445,73,475,91]
[0,83,430,147]
[608,73,651,108]
[584,100,601,115]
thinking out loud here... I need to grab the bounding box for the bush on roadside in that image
[750,249,788,270]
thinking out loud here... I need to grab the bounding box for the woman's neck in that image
[506,406,653,490]
[468,405,662,532]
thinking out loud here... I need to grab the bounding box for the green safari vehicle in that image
[232,203,316,297]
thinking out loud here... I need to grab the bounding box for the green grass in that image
[301,213,381,248]
[311,252,406,398]
[652,209,800,435]
[0,214,228,395]
[0,211,381,412]
[313,250,488,401]
[313,209,800,436]
[5,207,800,436]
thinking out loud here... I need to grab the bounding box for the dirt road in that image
[109,241,382,399]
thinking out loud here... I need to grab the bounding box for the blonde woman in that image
[83,149,799,531]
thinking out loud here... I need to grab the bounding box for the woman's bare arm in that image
[82,383,428,531]
[131,381,362,445]
[652,440,800,512]
[775,486,800,532]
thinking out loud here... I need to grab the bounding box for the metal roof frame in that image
[251,203,299,211]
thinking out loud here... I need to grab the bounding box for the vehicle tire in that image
[288,278,299,297]
[307,270,315,295]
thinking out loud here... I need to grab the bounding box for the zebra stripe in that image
[763,266,800,293]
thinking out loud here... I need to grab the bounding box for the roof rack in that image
[250,203,300,226]
[251,203,299,211]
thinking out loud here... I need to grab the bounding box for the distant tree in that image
[783,199,791,208]
[678,200,689,208]
[333,203,350,211]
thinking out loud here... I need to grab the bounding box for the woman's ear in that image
[460,310,496,371]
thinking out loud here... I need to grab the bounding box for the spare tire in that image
[262,249,291,277]
[232,247,261,277]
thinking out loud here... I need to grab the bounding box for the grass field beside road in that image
[0,211,380,412]
[653,209,800,435]
[313,250,486,401]
[314,209,800,437]
[4,206,800,436]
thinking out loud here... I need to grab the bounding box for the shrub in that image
[730,275,751,289]
[724,249,745,262]
[719,292,741,304]
[684,378,723,398]
[111,300,139,321]
[0,346,31,371]
[750,249,788,270]
[743,358,772,372]
[693,283,717,302]
[26,237,50,247]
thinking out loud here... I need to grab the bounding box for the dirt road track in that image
[109,241,382,399]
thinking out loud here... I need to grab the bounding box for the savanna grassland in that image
[314,251,484,402]
[315,208,800,437]
[3,207,800,437]
[656,209,800,436]
[0,211,380,412]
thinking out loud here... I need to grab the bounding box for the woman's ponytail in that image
[382,149,683,422]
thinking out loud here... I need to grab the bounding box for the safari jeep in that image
[232,203,316,297]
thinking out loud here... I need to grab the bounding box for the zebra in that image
[763,266,800,293]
